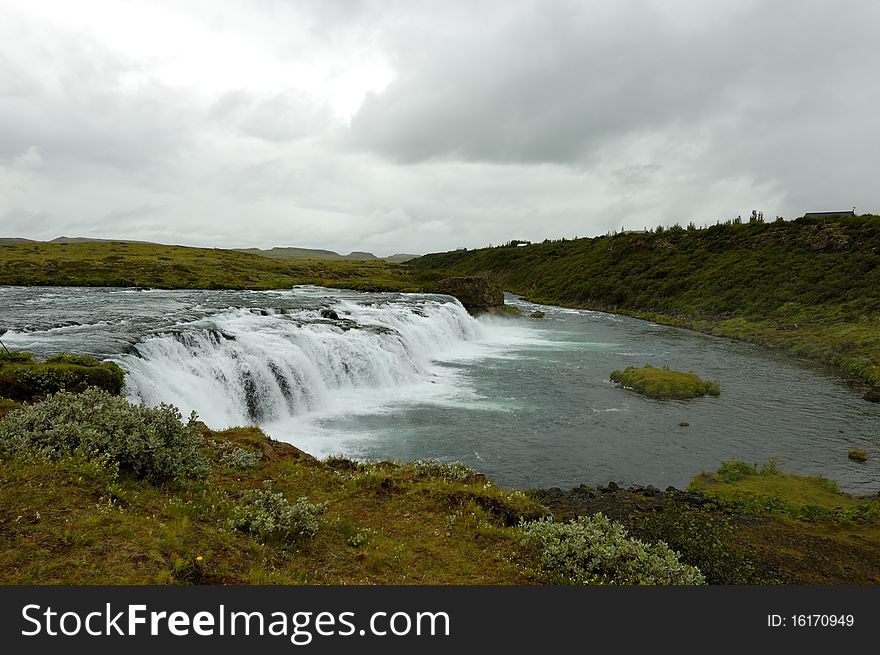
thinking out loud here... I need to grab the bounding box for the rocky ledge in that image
[433,276,505,314]
[531,482,710,522]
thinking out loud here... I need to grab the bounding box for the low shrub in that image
[208,441,263,469]
[0,397,19,419]
[229,481,327,544]
[0,388,209,482]
[220,447,263,469]
[0,351,125,400]
[633,501,758,584]
[714,460,758,483]
[520,513,705,585]
[407,459,485,483]
[0,351,35,364]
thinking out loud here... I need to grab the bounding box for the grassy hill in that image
[411,215,880,389]
[0,241,430,291]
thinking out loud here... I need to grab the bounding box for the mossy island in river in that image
[610,364,720,400]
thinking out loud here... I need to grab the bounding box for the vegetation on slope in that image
[411,214,880,389]
[687,459,880,583]
[533,459,880,584]
[0,351,124,401]
[0,241,440,292]
[610,364,720,400]
[1,361,876,584]
[0,390,709,585]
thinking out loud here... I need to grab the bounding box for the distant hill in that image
[0,237,420,263]
[1,236,152,245]
[385,253,420,264]
[235,247,419,263]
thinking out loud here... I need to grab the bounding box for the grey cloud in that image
[348,0,880,169]
[0,28,197,173]
[210,90,332,142]
[0,0,877,255]
[0,53,40,97]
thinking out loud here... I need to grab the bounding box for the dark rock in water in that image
[434,277,504,314]
[529,310,545,319]
[320,308,340,320]
[864,387,880,403]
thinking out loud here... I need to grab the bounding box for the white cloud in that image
[13,146,43,169]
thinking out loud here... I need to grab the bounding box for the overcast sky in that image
[1,1,877,256]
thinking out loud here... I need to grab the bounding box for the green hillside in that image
[0,241,422,291]
[411,215,880,389]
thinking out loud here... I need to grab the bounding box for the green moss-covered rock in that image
[610,364,720,400]
[848,449,868,462]
[0,351,124,400]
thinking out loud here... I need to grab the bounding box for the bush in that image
[0,351,125,400]
[407,459,485,483]
[207,439,263,469]
[520,513,705,585]
[229,482,327,544]
[0,388,209,482]
[714,460,758,483]
[220,447,263,469]
[633,501,758,584]
[0,351,35,364]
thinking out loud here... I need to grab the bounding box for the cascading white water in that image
[120,297,482,429]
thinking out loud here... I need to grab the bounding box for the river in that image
[1,285,878,494]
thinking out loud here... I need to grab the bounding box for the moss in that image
[689,458,879,520]
[0,353,125,400]
[609,364,720,400]
[848,449,868,462]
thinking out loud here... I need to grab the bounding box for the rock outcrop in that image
[434,276,505,314]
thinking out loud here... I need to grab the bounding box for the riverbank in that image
[532,467,880,584]
[3,408,877,584]
[409,215,880,396]
[2,355,877,585]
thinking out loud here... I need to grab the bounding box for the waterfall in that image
[120,297,482,428]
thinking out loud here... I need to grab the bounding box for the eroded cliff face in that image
[434,276,505,314]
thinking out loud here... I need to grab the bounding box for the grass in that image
[3,418,880,583]
[686,459,880,583]
[690,459,880,524]
[0,241,459,294]
[609,364,720,400]
[0,351,125,400]
[0,423,548,584]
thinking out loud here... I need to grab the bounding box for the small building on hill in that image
[802,210,855,220]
